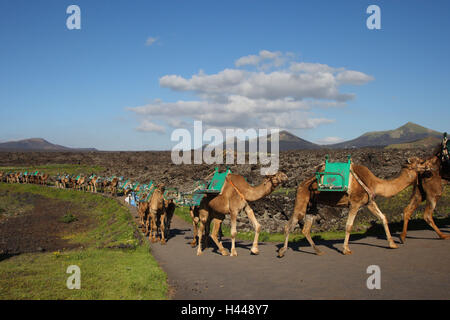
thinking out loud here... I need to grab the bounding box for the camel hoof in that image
[161,239,166,245]
[196,250,203,256]
[250,247,260,255]
[389,242,399,249]
[399,235,406,244]
[190,241,197,248]
[278,248,286,258]
[230,249,238,257]
[343,249,352,255]
[315,250,324,256]
[151,238,157,243]
[220,249,229,256]
[440,234,450,240]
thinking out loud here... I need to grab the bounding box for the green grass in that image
[271,187,295,196]
[0,183,168,300]
[60,213,78,224]
[0,164,105,176]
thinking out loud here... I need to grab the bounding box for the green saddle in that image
[188,167,232,206]
[315,155,351,192]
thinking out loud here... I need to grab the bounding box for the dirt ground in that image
[0,191,91,259]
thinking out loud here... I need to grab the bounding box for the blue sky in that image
[0,0,449,150]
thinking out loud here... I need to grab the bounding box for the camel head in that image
[403,157,432,173]
[264,171,288,188]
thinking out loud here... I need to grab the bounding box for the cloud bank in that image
[128,50,374,132]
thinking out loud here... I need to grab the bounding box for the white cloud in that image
[128,50,374,133]
[336,70,374,85]
[234,50,286,70]
[136,120,166,133]
[316,136,345,145]
[145,37,158,46]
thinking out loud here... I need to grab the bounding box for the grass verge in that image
[0,183,167,300]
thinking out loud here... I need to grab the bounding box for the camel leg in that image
[342,205,360,255]
[152,215,159,242]
[145,214,151,236]
[196,208,208,256]
[278,210,304,258]
[230,209,238,257]
[160,212,167,245]
[243,204,261,255]
[210,218,228,256]
[366,201,398,249]
[423,197,450,239]
[400,186,422,243]
[301,214,323,255]
[189,207,198,248]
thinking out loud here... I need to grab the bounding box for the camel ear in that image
[407,158,412,164]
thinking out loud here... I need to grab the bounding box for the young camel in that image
[189,205,224,248]
[195,171,288,256]
[400,150,450,242]
[278,157,431,257]
[87,175,99,193]
[39,173,49,186]
[146,186,170,244]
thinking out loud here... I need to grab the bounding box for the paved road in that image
[136,211,450,299]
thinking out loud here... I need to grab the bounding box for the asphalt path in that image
[133,210,450,300]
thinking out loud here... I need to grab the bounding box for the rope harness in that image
[225,175,246,200]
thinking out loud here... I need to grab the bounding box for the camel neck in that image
[238,178,275,202]
[373,168,416,198]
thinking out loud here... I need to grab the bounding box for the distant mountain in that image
[272,130,320,151]
[326,122,443,149]
[216,130,319,152]
[0,138,97,152]
[385,136,442,150]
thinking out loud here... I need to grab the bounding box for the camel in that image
[87,175,99,193]
[400,148,450,242]
[146,185,171,244]
[71,175,83,190]
[189,205,224,248]
[61,175,70,188]
[138,199,149,229]
[39,173,49,186]
[195,171,288,256]
[278,157,432,258]
[104,177,119,195]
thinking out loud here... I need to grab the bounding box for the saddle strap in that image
[350,169,375,203]
[225,176,246,201]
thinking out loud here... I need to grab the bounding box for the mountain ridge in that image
[0,138,97,152]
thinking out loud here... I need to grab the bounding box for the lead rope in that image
[225,176,246,200]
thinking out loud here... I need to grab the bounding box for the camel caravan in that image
[1,133,449,257]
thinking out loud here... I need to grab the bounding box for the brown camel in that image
[278,157,431,258]
[146,185,169,244]
[138,200,149,230]
[87,175,99,193]
[189,205,224,248]
[39,173,49,186]
[195,171,288,256]
[400,150,450,242]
